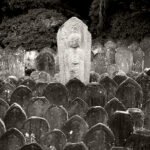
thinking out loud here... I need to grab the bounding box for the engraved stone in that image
[57,17,91,84]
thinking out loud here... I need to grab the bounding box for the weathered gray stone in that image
[83,123,114,150]
[127,108,144,130]
[104,97,126,118]
[10,85,32,111]
[6,76,18,87]
[113,71,127,85]
[63,142,88,150]
[90,71,100,83]
[4,103,27,130]
[68,97,88,118]
[142,100,150,130]
[116,78,143,108]
[44,105,68,130]
[0,98,9,119]
[19,143,43,150]
[136,71,150,105]
[61,115,88,143]
[65,78,86,101]
[35,50,55,77]
[27,97,50,117]
[24,50,39,71]
[85,106,108,128]
[0,128,25,150]
[43,83,68,108]
[115,47,133,74]
[108,111,133,146]
[19,77,36,92]
[99,75,118,102]
[91,49,107,75]
[41,129,67,150]
[34,82,48,97]
[0,82,15,103]
[57,17,91,84]
[21,116,50,144]
[84,82,107,107]
[0,119,6,138]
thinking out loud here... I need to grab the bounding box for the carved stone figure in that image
[57,17,91,84]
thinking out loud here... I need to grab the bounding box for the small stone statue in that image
[66,33,84,81]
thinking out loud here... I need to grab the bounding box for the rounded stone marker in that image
[0,128,25,150]
[41,129,67,150]
[21,116,50,144]
[10,85,32,111]
[4,103,27,130]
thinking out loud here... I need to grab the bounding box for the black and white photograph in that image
[0,0,149,149]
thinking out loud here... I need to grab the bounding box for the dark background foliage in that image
[0,0,149,51]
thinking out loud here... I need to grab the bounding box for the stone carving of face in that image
[68,33,81,48]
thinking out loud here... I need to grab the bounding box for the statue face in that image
[68,34,81,48]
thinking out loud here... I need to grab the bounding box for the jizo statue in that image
[57,17,91,84]
[66,33,84,81]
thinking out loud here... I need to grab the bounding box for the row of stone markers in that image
[0,67,150,150]
[0,16,150,150]
[0,17,145,83]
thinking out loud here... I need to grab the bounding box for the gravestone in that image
[34,82,48,97]
[104,98,126,118]
[140,37,150,68]
[43,83,69,108]
[132,48,144,73]
[66,78,86,101]
[6,76,18,87]
[0,98,9,119]
[4,103,27,130]
[0,82,15,103]
[116,78,143,108]
[44,105,68,130]
[30,71,40,82]
[27,97,50,117]
[104,40,116,65]
[35,51,55,77]
[108,111,133,146]
[0,128,25,150]
[10,85,32,111]
[107,64,119,78]
[90,71,100,83]
[136,71,150,105]
[85,106,108,128]
[63,142,88,150]
[84,82,107,107]
[24,50,39,71]
[31,71,51,83]
[127,108,144,130]
[61,115,88,143]
[21,116,50,144]
[83,123,114,150]
[19,77,36,92]
[142,100,150,130]
[0,48,25,79]
[57,17,91,84]
[91,44,107,75]
[125,132,150,150]
[99,75,118,102]
[68,97,88,118]
[20,143,43,150]
[113,71,127,85]
[0,119,6,138]
[115,47,133,74]
[41,129,67,150]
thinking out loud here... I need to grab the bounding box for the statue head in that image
[68,33,81,48]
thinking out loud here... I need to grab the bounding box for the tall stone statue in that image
[57,17,91,84]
